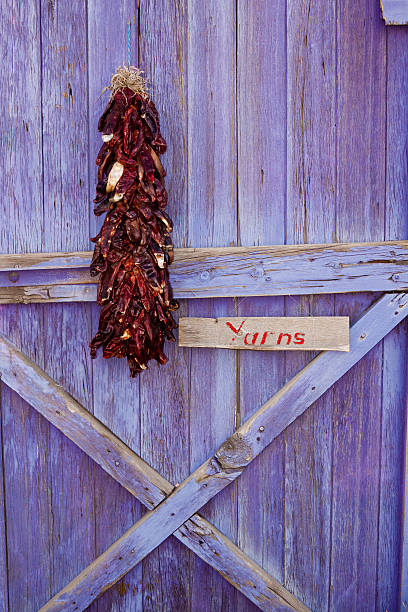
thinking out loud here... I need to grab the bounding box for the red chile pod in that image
[89,67,178,377]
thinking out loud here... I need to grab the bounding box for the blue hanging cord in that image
[128,21,131,71]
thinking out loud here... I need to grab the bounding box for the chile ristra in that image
[89,67,178,377]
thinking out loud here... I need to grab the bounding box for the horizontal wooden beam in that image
[40,292,408,611]
[0,333,305,612]
[1,241,408,302]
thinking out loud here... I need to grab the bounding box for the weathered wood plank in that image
[87,0,142,608]
[138,0,192,608]
[40,292,408,611]
[402,405,408,610]
[179,317,349,351]
[381,0,408,24]
[0,332,303,612]
[0,308,52,612]
[1,241,408,302]
[2,240,408,273]
[236,3,287,609]
[331,0,387,609]
[0,284,96,304]
[0,380,9,612]
[284,0,337,607]
[1,2,43,255]
[185,1,239,609]
[41,0,89,255]
[87,0,138,244]
[44,304,96,598]
[383,22,408,612]
[1,241,407,273]
[0,1,50,610]
[40,0,97,603]
[381,318,407,612]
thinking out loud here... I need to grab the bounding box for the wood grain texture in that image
[2,240,408,272]
[236,3,287,611]
[0,313,52,612]
[331,1,387,610]
[0,380,8,612]
[138,1,192,609]
[40,292,408,611]
[284,0,337,609]
[381,0,408,24]
[39,2,98,608]
[87,0,138,243]
[179,317,349,351]
[0,1,43,255]
[0,332,305,611]
[381,316,407,612]
[0,2,50,610]
[2,240,408,303]
[383,22,408,612]
[185,1,239,609]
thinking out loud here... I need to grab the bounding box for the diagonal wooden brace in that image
[37,292,408,611]
[0,334,306,611]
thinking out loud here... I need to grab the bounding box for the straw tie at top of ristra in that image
[89,66,179,377]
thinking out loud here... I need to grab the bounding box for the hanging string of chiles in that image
[89,66,178,376]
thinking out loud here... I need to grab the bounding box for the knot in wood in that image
[215,433,252,471]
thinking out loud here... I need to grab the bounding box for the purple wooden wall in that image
[1,1,407,610]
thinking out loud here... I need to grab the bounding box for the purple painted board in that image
[0,2,52,611]
[0,382,7,612]
[138,1,192,609]
[236,3,286,612]
[0,310,52,612]
[381,24,408,612]
[87,0,138,243]
[284,0,336,609]
[330,1,387,610]
[39,1,99,608]
[186,3,239,610]
[87,1,143,609]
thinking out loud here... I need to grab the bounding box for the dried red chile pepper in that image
[89,67,178,376]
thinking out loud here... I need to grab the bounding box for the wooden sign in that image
[179,317,350,351]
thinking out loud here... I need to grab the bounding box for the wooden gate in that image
[1,1,407,611]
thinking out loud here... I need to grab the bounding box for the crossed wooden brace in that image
[1,292,407,612]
